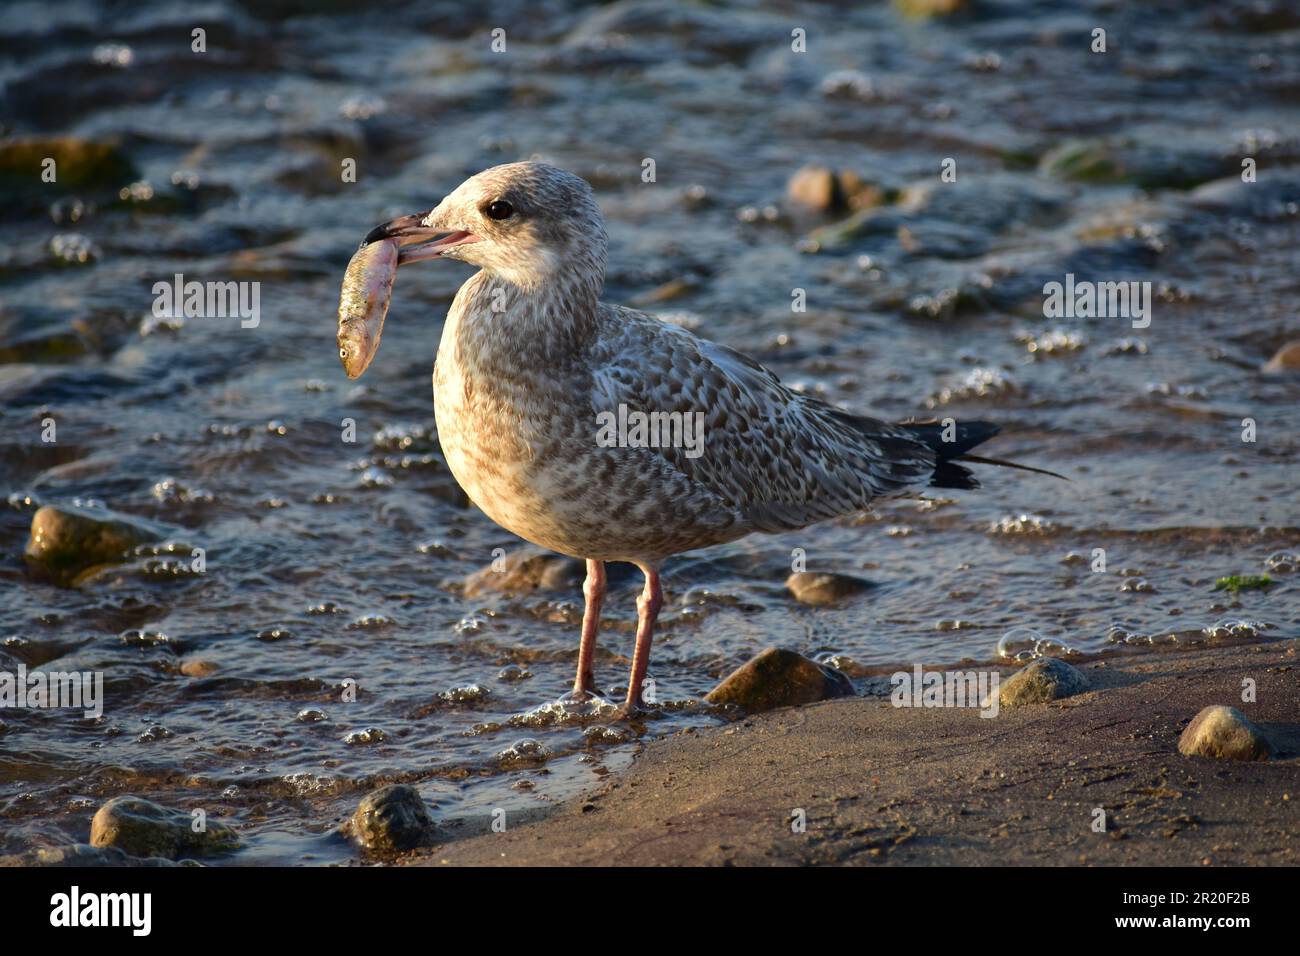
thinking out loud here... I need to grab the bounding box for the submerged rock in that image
[994,657,1089,708]
[0,136,136,192]
[0,843,181,867]
[349,784,435,851]
[785,571,875,606]
[707,647,854,712]
[90,796,240,860]
[462,546,584,597]
[1263,341,1300,374]
[1177,705,1273,761]
[25,504,163,585]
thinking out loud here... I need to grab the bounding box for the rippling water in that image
[1,0,1298,864]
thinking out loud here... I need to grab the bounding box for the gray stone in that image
[462,546,583,597]
[707,647,855,713]
[89,796,240,860]
[25,503,162,584]
[994,657,1089,708]
[350,784,435,851]
[0,843,182,867]
[785,571,875,606]
[1178,705,1273,761]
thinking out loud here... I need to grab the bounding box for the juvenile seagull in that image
[366,161,1037,714]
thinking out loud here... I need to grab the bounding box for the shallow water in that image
[1,0,1298,864]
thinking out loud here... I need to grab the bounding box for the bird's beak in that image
[364,211,482,265]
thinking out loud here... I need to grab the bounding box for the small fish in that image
[337,238,399,379]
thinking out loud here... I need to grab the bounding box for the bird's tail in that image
[903,420,1066,489]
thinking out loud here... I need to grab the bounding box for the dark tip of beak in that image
[363,210,437,246]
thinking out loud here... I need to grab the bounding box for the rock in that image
[462,546,584,597]
[785,571,876,606]
[0,843,181,867]
[90,796,240,859]
[25,503,162,584]
[893,0,968,17]
[993,657,1089,708]
[1263,341,1300,374]
[0,136,136,192]
[1177,705,1273,761]
[180,659,220,678]
[788,165,841,213]
[706,647,855,712]
[349,784,435,851]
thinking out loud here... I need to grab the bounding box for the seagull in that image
[363,161,1054,716]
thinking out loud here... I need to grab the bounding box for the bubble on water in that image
[140,310,185,336]
[1015,327,1087,356]
[3,635,30,648]
[372,422,434,451]
[257,628,293,642]
[885,525,912,537]
[988,513,1055,535]
[296,708,328,723]
[359,467,394,488]
[511,697,618,728]
[584,725,631,745]
[92,42,133,67]
[339,93,387,120]
[1101,338,1149,356]
[996,627,1043,659]
[139,558,203,579]
[348,614,394,630]
[152,477,215,506]
[439,684,491,705]
[118,180,154,203]
[49,233,99,264]
[819,69,875,101]
[120,629,172,647]
[1204,619,1274,641]
[963,52,1001,72]
[937,619,971,631]
[50,197,87,224]
[1264,550,1298,573]
[496,663,531,682]
[455,616,486,635]
[308,602,347,615]
[417,540,456,557]
[927,368,1018,408]
[1119,578,1156,593]
[1146,381,1208,400]
[281,773,342,797]
[497,738,550,768]
[343,728,388,745]
[137,724,173,742]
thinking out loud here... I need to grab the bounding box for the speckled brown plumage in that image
[372,161,995,711]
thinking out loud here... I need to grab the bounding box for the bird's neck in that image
[447,269,602,371]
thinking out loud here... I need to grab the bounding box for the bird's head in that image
[366,161,608,295]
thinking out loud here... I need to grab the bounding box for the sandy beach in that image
[411,640,1298,866]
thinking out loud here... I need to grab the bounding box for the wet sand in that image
[411,640,1299,866]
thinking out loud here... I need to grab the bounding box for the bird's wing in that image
[588,307,936,532]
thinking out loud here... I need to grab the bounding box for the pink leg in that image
[571,559,605,699]
[623,565,663,713]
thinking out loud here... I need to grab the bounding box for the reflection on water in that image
[1,0,1297,863]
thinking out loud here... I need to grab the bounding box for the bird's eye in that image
[485,200,514,220]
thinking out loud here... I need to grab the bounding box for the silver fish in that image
[337,238,399,380]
